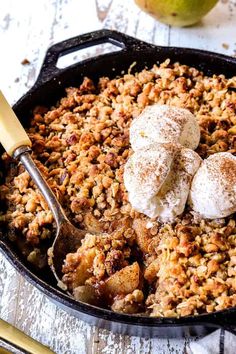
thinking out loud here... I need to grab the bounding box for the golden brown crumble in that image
[0,59,236,316]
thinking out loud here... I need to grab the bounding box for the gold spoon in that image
[0,91,86,288]
[0,318,55,353]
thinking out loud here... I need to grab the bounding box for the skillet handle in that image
[36,29,152,86]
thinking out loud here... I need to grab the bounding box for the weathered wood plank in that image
[0,0,59,102]
[169,0,236,56]
[95,0,114,22]
[103,0,170,45]
[0,256,21,324]
[1,0,236,353]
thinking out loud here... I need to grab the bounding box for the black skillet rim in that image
[1,29,236,333]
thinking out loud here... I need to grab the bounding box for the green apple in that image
[135,0,219,27]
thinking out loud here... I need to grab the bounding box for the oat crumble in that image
[1,59,236,317]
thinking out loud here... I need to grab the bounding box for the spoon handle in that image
[14,146,68,228]
[0,91,32,156]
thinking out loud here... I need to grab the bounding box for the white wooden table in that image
[0,1,236,353]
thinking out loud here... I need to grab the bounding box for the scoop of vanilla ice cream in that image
[153,148,202,222]
[124,142,178,218]
[189,152,236,219]
[130,104,200,151]
[124,143,202,220]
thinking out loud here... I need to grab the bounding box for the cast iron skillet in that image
[0,29,236,338]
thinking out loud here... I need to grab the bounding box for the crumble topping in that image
[0,59,236,316]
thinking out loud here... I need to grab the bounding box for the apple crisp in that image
[1,59,236,317]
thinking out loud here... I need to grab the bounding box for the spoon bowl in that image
[50,222,86,284]
[0,91,86,290]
